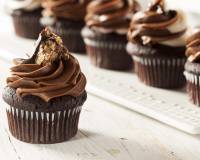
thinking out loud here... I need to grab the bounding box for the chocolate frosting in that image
[186,30,200,63]
[42,0,91,21]
[128,0,186,45]
[7,28,87,102]
[85,0,139,34]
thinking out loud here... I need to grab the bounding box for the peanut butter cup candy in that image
[7,0,43,39]
[41,0,91,53]
[184,29,200,106]
[127,0,187,88]
[82,0,139,70]
[2,28,87,143]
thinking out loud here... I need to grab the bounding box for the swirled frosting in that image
[85,0,139,34]
[7,0,42,11]
[7,28,87,102]
[128,0,187,46]
[186,29,200,62]
[42,0,90,21]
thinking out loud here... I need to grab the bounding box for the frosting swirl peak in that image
[85,0,139,34]
[128,0,187,46]
[7,28,87,102]
[42,0,91,21]
[186,29,200,62]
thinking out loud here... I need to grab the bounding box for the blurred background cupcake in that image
[41,0,91,53]
[184,29,200,106]
[82,0,140,71]
[127,0,188,88]
[7,0,43,39]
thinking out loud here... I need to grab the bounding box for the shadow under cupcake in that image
[2,28,87,144]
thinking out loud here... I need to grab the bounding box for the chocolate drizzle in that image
[128,0,186,45]
[42,0,91,21]
[7,28,87,102]
[85,0,139,33]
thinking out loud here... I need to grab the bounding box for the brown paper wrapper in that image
[133,55,186,88]
[184,71,200,106]
[83,38,133,70]
[12,14,43,39]
[6,105,82,144]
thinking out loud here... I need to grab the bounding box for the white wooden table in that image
[1,13,200,160]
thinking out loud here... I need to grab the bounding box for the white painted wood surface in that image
[1,12,200,160]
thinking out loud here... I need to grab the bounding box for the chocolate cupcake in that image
[2,28,87,144]
[184,29,200,106]
[8,0,43,39]
[82,0,139,70]
[41,0,90,53]
[127,0,187,88]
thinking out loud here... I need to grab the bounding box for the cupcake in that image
[41,0,91,53]
[82,0,139,70]
[184,29,200,106]
[8,0,43,39]
[127,0,187,88]
[2,28,87,144]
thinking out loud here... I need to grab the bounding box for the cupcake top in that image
[186,29,200,63]
[128,0,187,47]
[85,0,139,34]
[7,28,87,102]
[7,0,42,11]
[42,0,91,21]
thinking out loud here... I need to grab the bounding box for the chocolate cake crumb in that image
[35,28,69,66]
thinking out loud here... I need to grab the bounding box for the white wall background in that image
[0,0,200,27]
[0,0,200,13]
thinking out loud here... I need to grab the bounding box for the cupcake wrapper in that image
[51,27,85,53]
[12,15,42,39]
[133,56,186,88]
[84,38,125,50]
[184,71,200,106]
[6,105,82,144]
[83,38,132,70]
